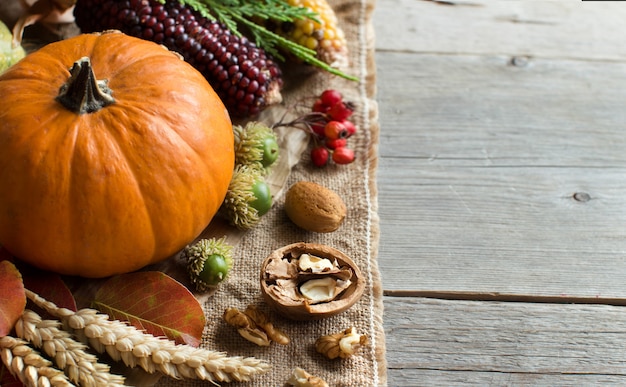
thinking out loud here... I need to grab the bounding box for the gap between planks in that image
[384,289,626,307]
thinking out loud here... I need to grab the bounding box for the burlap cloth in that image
[154,1,385,385]
[1,0,385,385]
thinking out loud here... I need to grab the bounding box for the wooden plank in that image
[375,50,626,298]
[378,159,626,298]
[372,12,626,299]
[375,51,626,166]
[373,1,626,386]
[374,0,626,60]
[387,369,626,387]
[384,297,626,386]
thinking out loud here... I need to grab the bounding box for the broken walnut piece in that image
[223,306,289,346]
[223,307,270,346]
[243,305,290,345]
[286,367,329,387]
[315,327,369,360]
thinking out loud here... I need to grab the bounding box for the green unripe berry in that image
[233,122,280,172]
[199,254,230,286]
[222,164,273,230]
[183,238,233,292]
[251,180,272,216]
[261,137,280,168]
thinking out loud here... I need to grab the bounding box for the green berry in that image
[183,238,233,292]
[251,180,272,216]
[233,122,280,172]
[199,254,230,286]
[261,136,280,168]
[222,164,272,229]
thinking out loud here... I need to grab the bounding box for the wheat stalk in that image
[0,335,75,387]
[15,309,127,387]
[25,289,271,383]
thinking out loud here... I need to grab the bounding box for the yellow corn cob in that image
[279,0,349,68]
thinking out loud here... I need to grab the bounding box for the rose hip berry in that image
[275,88,358,168]
[319,89,343,106]
[332,146,355,165]
[311,146,330,167]
[328,101,354,121]
[312,99,330,114]
[326,138,347,150]
[341,120,357,137]
[324,121,348,139]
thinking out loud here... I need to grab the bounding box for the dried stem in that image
[15,309,126,387]
[272,111,328,134]
[25,289,271,383]
[0,335,75,387]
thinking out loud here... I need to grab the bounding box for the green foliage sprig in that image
[158,0,358,81]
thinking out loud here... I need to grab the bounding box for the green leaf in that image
[0,260,26,336]
[92,271,206,347]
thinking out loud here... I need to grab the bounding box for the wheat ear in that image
[25,289,271,383]
[15,309,127,387]
[0,335,75,387]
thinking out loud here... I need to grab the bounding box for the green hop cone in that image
[222,164,272,230]
[233,121,280,173]
[182,237,234,292]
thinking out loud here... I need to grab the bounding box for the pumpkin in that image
[0,31,235,278]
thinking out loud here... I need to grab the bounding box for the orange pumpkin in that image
[0,31,235,278]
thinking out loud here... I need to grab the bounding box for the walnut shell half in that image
[260,242,365,320]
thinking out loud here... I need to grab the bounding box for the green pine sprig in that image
[159,0,358,81]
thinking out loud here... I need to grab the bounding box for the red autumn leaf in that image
[0,260,26,336]
[0,245,15,262]
[1,244,76,312]
[22,269,77,316]
[0,367,23,387]
[92,271,206,346]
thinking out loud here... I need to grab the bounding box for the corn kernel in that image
[302,20,315,35]
[292,28,304,40]
[280,0,348,66]
[304,36,319,50]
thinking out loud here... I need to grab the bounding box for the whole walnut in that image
[284,181,347,233]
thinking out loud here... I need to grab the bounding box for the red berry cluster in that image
[308,90,357,167]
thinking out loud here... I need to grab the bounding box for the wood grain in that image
[376,52,626,167]
[385,297,626,386]
[374,5,626,300]
[375,1,626,385]
[374,0,626,60]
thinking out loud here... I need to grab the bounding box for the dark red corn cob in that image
[73,0,283,117]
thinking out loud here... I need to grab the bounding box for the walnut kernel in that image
[223,306,289,346]
[315,327,368,360]
[298,254,336,272]
[286,367,329,387]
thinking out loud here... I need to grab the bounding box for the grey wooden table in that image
[374,1,626,385]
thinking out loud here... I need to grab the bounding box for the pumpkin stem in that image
[56,56,115,114]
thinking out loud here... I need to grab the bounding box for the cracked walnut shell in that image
[260,242,365,320]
